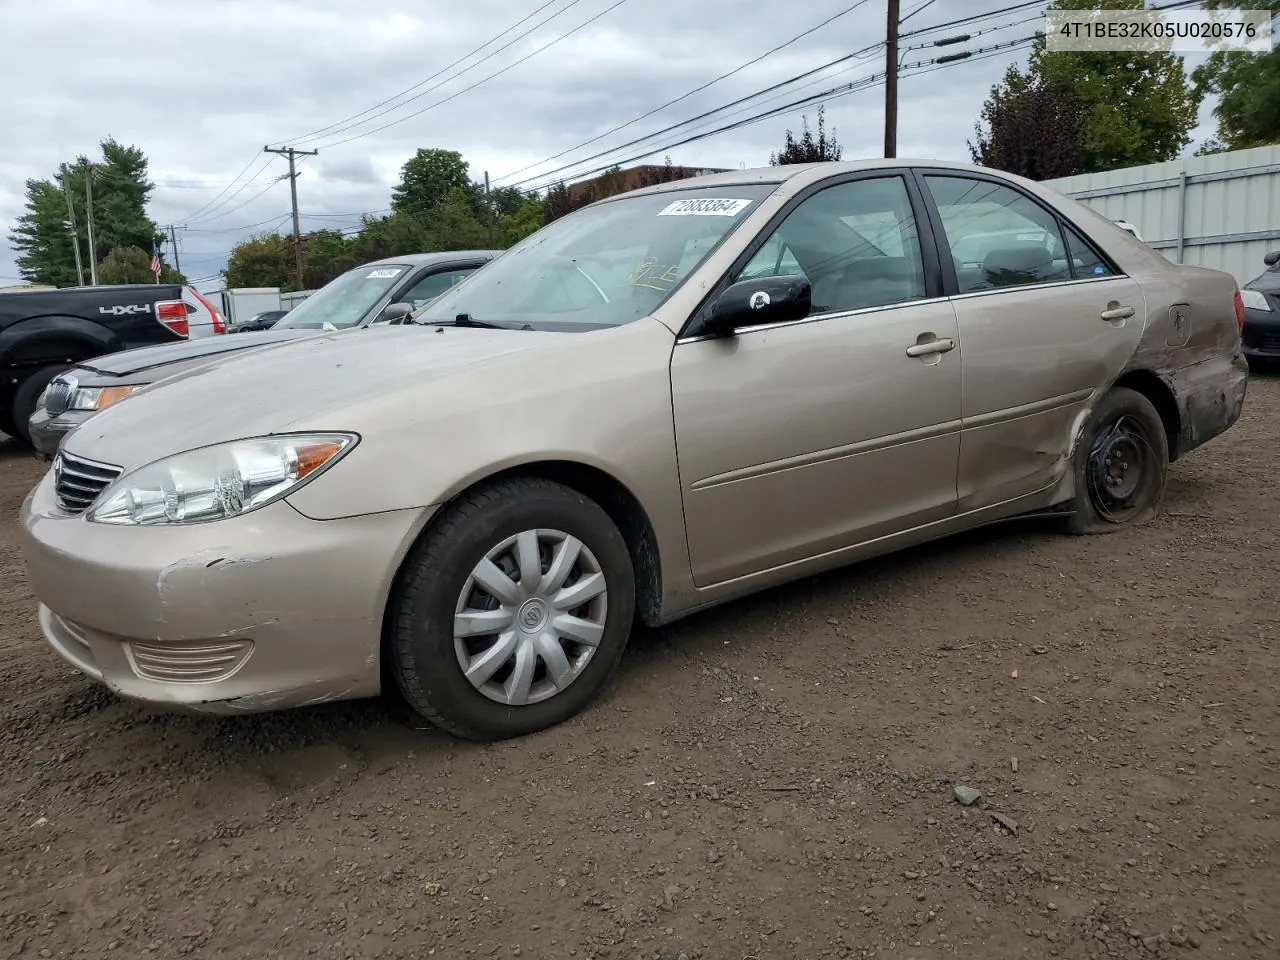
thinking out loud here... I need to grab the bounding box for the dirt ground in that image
[1,376,1277,960]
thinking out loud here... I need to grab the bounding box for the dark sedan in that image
[1242,251,1280,369]
[228,309,288,332]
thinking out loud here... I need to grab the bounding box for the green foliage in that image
[96,245,182,284]
[7,137,177,286]
[391,148,472,219]
[1192,1,1280,151]
[770,105,842,165]
[977,0,1202,175]
[225,232,295,289]
[969,68,1086,179]
[498,198,545,246]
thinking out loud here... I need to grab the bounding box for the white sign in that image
[1045,9,1272,53]
[657,198,752,217]
[366,268,403,279]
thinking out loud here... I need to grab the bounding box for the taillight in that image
[1233,289,1245,332]
[155,300,190,337]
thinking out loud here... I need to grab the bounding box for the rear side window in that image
[924,175,1071,293]
[1060,223,1114,279]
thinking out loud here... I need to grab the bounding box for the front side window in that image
[273,263,413,330]
[925,175,1075,293]
[420,185,776,331]
[732,176,927,315]
[401,267,478,310]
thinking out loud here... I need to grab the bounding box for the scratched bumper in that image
[1170,346,1249,458]
[18,470,429,714]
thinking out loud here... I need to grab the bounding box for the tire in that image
[10,365,71,445]
[0,408,17,441]
[387,477,636,741]
[1065,386,1169,535]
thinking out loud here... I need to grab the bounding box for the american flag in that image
[149,243,161,278]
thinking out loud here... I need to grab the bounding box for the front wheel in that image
[10,364,71,445]
[1065,386,1169,535]
[387,477,636,741]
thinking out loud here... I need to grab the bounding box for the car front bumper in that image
[19,469,431,715]
[1242,307,1280,361]
[28,407,93,460]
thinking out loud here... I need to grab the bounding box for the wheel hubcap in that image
[453,529,608,706]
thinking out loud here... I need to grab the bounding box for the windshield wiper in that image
[451,312,506,329]
[419,313,534,331]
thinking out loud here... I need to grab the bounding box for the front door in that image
[670,173,964,587]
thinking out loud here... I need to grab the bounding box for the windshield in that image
[273,263,412,330]
[421,184,775,330]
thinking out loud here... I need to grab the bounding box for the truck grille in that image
[54,451,123,514]
[43,374,77,417]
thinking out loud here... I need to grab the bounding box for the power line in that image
[493,0,877,185]
[277,0,584,147]
[311,0,632,150]
[521,34,1038,193]
[501,2,1053,189]
[172,154,269,223]
[900,0,940,23]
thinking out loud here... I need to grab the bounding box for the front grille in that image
[54,451,123,514]
[126,639,254,683]
[43,374,77,417]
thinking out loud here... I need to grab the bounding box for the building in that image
[564,163,734,203]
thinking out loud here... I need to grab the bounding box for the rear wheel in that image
[10,365,71,445]
[387,477,636,741]
[1066,386,1169,535]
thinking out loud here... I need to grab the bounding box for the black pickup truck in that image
[0,282,225,442]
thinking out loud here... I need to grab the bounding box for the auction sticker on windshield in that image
[367,268,403,278]
[657,198,752,217]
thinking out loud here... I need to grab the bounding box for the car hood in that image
[1245,269,1280,296]
[62,324,588,469]
[78,328,319,376]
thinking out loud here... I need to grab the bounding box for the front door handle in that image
[1101,302,1135,322]
[906,337,956,358]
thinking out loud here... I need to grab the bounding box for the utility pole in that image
[168,224,183,279]
[885,0,900,158]
[59,165,85,286]
[83,160,98,285]
[484,170,494,245]
[263,145,318,290]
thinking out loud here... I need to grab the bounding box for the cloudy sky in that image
[0,0,1220,286]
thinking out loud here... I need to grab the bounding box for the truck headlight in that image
[86,433,357,526]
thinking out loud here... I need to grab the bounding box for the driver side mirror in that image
[1264,250,1280,267]
[381,301,413,324]
[695,275,812,338]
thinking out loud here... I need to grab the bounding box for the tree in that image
[225,233,295,289]
[7,178,80,287]
[1191,0,1280,151]
[391,148,472,219]
[7,138,170,286]
[969,69,1086,179]
[1019,0,1201,172]
[634,155,702,187]
[96,245,183,285]
[770,105,842,164]
[424,187,492,250]
[542,181,593,225]
[498,198,545,246]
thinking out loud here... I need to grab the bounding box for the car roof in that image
[604,158,1053,201]
[363,250,502,268]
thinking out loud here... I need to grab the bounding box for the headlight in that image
[70,385,139,411]
[86,433,357,526]
[1240,289,1271,312]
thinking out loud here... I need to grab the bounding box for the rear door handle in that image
[1101,303,1135,322]
[906,337,956,358]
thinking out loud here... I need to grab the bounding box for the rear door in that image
[915,170,1147,511]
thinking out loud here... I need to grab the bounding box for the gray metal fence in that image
[1044,144,1280,288]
